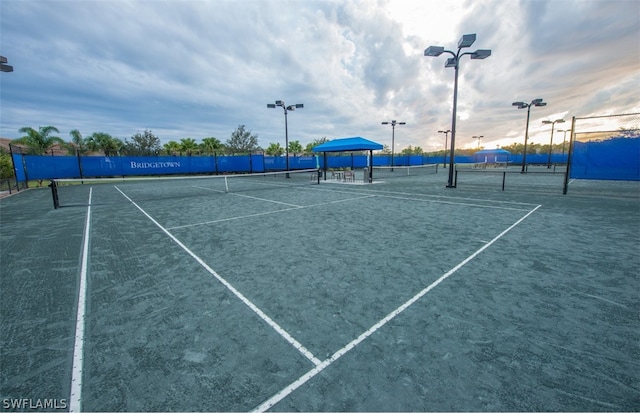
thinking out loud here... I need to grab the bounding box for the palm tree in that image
[266,142,284,156]
[163,141,181,155]
[68,129,90,155]
[288,140,303,157]
[200,137,224,155]
[14,126,64,154]
[86,132,122,156]
[180,138,199,156]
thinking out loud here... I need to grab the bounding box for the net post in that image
[454,169,458,187]
[49,180,59,209]
[502,171,506,191]
[317,168,321,184]
[224,176,229,192]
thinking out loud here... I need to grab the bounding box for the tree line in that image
[8,125,338,158]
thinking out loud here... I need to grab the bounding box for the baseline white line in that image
[69,188,92,413]
[114,186,322,366]
[252,204,543,412]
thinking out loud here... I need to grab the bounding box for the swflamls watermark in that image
[2,399,67,410]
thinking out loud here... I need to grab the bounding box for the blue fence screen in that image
[570,137,640,180]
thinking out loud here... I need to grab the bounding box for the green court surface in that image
[1,170,638,412]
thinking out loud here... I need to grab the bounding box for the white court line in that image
[193,185,302,208]
[69,188,92,413]
[114,186,322,366]
[167,195,375,230]
[252,204,543,412]
[306,184,539,208]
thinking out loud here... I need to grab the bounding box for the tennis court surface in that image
[1,169,638,411]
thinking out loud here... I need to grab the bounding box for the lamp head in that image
[424,46,444,57]
[398,122,406,125]
[531,98,544,105]
[534,102,547,107]
[295,103,304,109]
[471,49,491,59]
[381,122,390,125]
[267,104,276,109]
[458,34,476,48]
[286,105,295,111]
[275,100,284,106]
[445,57,457,68]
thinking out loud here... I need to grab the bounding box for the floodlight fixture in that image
[471,49,491,59]
[0,55,13,73]
[424,46,445,57]
[267,100,304,176]
[382,120,406,171]
[458,34,476,48]
[472,135,484,150]
[438,130,451,167]
[512,98,548,172]
[423,33,491,187]
[542,119,565,168]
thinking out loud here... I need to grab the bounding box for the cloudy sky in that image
[1,0,638,152]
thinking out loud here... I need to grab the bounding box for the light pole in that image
[512,99,547,173]
[438,129,450,167]
[267,100,303,177]
[425,34,491,188]
[472,135,483,150]
[558,129,570,158]
[542,119,565,168]
[382,120,405,171]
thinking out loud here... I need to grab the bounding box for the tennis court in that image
[1,169,638,412]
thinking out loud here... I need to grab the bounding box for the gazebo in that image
[474,148,511,166]
[312,137,383,182]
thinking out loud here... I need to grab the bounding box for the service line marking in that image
[251,204,543,412]
[69,188,93,413]
[115,186,322,366]
[167,195,375,230]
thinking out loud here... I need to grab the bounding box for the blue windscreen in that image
[570,137,640,180]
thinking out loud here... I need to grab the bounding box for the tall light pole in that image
[381,120,405,171]
[472,135,483,150]
[425,33,491,188]
[558,129,569,158]
[512,98,547,173]
[267,100,303,177]
[542,119,565,168]
[438,129,450,167]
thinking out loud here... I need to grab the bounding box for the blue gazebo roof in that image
[312,137,383,152]
[475,148,511,156]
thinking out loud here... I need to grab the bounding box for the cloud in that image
[1,0,638,152]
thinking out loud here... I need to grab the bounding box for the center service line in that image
[69,188,93,413]
[252,204,543,412]
[114,186,322,366]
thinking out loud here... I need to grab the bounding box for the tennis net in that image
[50,169,320,208]
[371,164,438,180]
